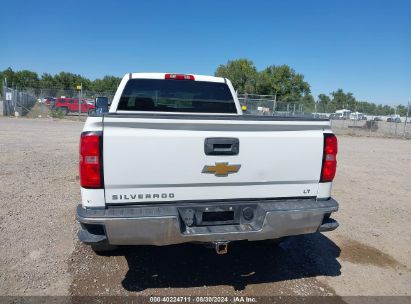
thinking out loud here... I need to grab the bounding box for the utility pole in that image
[77,83,82,119]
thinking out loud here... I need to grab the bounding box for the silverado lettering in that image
[112,193,175,200]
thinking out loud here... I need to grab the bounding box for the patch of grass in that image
[26,102,52,118]
[51,108,65,119]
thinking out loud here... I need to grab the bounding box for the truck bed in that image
[101,114,331,204]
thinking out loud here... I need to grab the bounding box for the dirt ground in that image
[0,117,410,300]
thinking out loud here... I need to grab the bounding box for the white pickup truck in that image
[77,73,339,254]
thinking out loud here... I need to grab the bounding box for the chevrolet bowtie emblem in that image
[202,162,241,177]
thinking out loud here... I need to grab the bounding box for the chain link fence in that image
[330,117,411,139]
[37,88,116,103]
[237,94,411,138]
[1,85,37,116]
[237,94,310,117]
[2,88,410,139]
[1,86,116,117]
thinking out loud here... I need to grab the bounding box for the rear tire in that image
[91,243,118,253]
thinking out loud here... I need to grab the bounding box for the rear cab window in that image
[117,79,237,114]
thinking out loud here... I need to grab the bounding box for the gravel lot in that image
[0,117,410,299]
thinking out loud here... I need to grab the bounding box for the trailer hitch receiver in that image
[215,241,229,254]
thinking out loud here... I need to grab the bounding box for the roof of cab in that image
[125,73,227,83]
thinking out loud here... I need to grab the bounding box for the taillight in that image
[165,73,195,80]
[320,134,338,182]
[79,132,103,188]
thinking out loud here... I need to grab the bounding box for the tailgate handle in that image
[204,138,239,155]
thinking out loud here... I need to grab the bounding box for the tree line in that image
[0,67,121,95]
[215,59,408,116]
[1,62,408,116]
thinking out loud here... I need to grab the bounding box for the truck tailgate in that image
[103,116,328,204]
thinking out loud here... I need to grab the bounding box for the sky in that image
[0,0,410,105]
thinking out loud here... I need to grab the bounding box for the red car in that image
[53,98,95,115]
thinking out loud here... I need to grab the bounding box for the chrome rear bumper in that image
[76,198,338,246]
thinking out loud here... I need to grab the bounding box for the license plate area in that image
[195,206,238,226]
[178,205,256,227]
[202,211,234,224]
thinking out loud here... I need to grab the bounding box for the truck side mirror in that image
[95,97,109,114]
